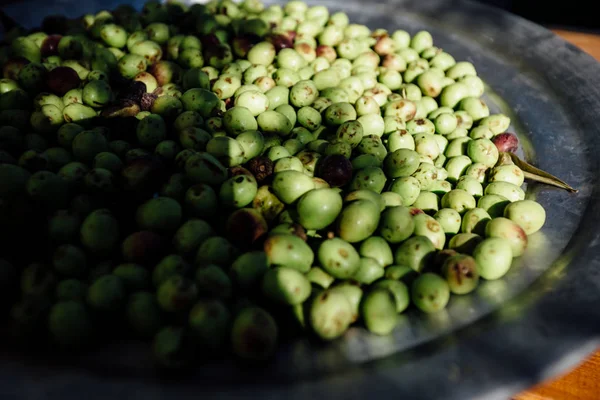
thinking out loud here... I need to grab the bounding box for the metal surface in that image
[2,0,600,399]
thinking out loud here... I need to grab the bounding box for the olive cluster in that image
[0,0,546,367]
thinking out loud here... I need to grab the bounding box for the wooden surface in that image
[513,29,600,400]
[551,29,600,61]
[514,352,600,400]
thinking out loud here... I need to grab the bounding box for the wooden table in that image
[513,29,600,400]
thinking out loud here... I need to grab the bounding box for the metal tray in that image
[2,0,600,399]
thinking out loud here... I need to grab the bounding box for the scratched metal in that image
[1,0,600,399]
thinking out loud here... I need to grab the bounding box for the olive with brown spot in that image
[262,267,311,305]
[394,236,436,272]
[442,254,480,294]
[309,289,353,341]
[379,205,415,244]
[413,213,446,250]
[252,185,285,222]
[484,217,528,257]
[359,236,394,267]
[349,166,387,193]
[473,237,513,280]
[318,238,361,279]
[461,207,491,236]
[219,174,258,209]
[263,233,314,273]
[411,273,450,313]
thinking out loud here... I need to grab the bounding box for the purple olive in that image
[231,34,259,58]
[41,35,62,57]
[317,154,353,188]
[267,34,293,53]
[492,132,519,153]
[46,66,81,96]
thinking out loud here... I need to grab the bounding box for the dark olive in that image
[317,154,353,188]
[46,66,81,96]
[246,156,274,185]
[41,35,62,57]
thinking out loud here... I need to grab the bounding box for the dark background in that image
[0,0,598,30]
[477,0,599,31]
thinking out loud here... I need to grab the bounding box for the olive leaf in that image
[505,152,578,193]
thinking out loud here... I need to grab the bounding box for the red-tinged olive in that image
[267,34,293,53]
[316,45,337,62]
[492,132,519,153]
[286,31,297,42]
[224,97,234,110]
[148,61,182,87]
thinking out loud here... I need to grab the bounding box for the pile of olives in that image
[0,0,548,367]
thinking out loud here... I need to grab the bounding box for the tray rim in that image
[2,0,600,399]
